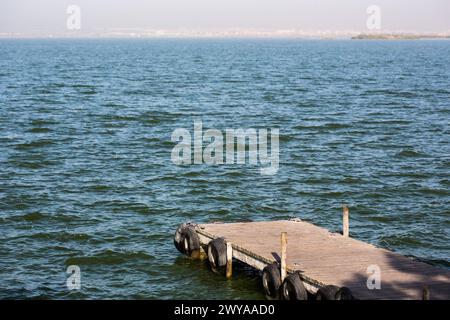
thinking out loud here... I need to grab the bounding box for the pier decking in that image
[192,219,450,300]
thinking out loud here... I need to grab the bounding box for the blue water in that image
[0,39,449,299]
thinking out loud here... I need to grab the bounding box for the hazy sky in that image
[1,0,449,34]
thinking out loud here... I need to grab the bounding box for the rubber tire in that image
[174,223,188,254]
[281,272,308,300]
[316,285,340,300]
[182,226,200,256]
[262,263,282,299]
[207,237,227,269]
[335,287,354,300]
[174,224,200,256]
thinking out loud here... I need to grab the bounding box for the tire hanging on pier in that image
[281,272,308,300]
[174,224,187,254]
[262,263,282,299]
[207,237,227,270]
[174,223,200,256]
[335,286,354,300]
[316,285,340,300]
[316,285,354,300]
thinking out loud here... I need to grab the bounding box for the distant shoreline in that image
[1,31,450,40]
[352,33,450,40]
[1,36,450,41]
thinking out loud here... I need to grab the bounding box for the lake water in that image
[0,39,449,299]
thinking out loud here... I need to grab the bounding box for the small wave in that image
[382,172,428,179]
[14,139,55,150]
[363,192,387,199]
[293,123,349,130]
[380,234,423,247]
[51,213,82,223]
[207,195,233,201]
[439,160,450,168]
[27,127,52,133]
[189,178,210,184]
[70,84,97,95]
[6,212,47,222]
[31,231,91,241]
[367,215,394,223]
[48,82,66,88]
[31,119,57,126]
[395,149,426,158]
[71,84,96,89]
[317,191,347,198]
[102,102,127,108]
[101,114,139,122]
[8,159,58,169]
[27,97,62,105]
[145,139,173,148]
[65,249,154,266]
[181,171,204,178]
[80,90,97,95]
[364,89,418,98]
[22,212,46,222]
[258,205,290,214]
[122,89,152,95]
[218,170,243,178]
[223,79,245,84]
[303,177,334,184]
[341,177,364,184]
[144,115,178,125]
[359,119,411,125]
[278,134,295,142]
[418,188,449,196]
[294,87,308,92]
[212,208,233,216]
[129,202,152,215]
[143,175,178,183]
[84,184,111,192]
[34,88,53,94]
[323,123,350,129]
[188,188,207,195]
[263,94,276,102]
[89,200,153,215]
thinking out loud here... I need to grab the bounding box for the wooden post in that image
[343,205,349,237]
[226,242,233,279]
[281,232,287,282]
[422,286,430,300]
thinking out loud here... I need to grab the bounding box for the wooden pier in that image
[174,211,450,300]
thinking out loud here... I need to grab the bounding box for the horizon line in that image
[2,29,450,40]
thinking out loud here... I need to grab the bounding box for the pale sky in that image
[1,0,449,35]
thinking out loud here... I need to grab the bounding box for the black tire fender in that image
[182,226,200,256]
[174,223,187,254]
[316,285,340,300]
[174,223,200,256]
[262,263,282,299]
[335,286,354,300]
[207,237,227,269]
[281,272,308,300]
